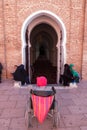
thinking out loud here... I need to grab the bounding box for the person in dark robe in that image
[12,64,30,85]
[0,62,3,83]
[59,64,74,86]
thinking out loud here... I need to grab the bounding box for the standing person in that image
[0,62,3,83]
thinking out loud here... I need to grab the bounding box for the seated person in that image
[59,64,74,86]
[69,64,80,83]
[12,64,30,85]
[0,62,3,83]
[30,76,56,109]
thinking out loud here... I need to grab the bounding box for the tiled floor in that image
[0,79,87,130]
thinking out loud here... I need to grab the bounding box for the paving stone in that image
[0,80,87,130]
[8,95,27,101]
[1,108,25,118]
[62,114,87,127]
[56,128,80,130]
[0,101,16,109]
[9,118,26,130]
[80,126,87,130]
[0,118,10,130]
[68,106,87,114]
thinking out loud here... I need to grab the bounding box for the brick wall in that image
[82,0,87,79]
[0,0,87,80]
[0,1,6,78]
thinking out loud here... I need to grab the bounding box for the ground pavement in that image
[0,79,87,130]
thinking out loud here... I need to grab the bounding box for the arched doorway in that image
[21,10,66,84]
[29,23,58,84]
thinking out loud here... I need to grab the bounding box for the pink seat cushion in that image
[37,76,47,87]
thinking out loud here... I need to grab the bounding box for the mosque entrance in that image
[21,11,66,84]
[26,23,58,84]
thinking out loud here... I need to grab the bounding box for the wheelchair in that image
[25,86,60,128]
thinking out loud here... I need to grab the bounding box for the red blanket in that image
[32,94,54,123]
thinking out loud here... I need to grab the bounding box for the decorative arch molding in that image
[21,10,67,83]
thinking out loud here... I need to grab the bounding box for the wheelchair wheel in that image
[54,111,60,128]
[28,112,33,127]
[53,100,60,128]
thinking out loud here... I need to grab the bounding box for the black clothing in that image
[59,64,74,86]
[0,62,3,83]
[12,64,30,85]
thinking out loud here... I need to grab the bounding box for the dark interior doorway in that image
[25,23,58,84]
